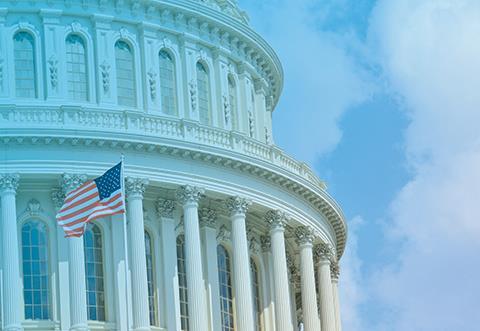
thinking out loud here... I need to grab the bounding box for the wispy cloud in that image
[241,0,374,164]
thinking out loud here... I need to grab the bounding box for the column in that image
[175,185,208,331]
[260,236,276,331]
[330,261,342,331]
[0,174,23,331]
[265,210,293,331]
[61,174,89,331]
[51,188,71,330]
[156,199,180,331]
[315,243,336,331]
[199,208,221,331]
[125,177,150,331]
[295,226,320,331]
[226,197,255,331]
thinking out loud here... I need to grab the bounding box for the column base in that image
[4,324,23,331]
[133,327,151,331]
[70,323,89,331]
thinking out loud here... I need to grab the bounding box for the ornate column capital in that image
[125,177,149,199]
[61,173,87,193]
[260,235,271,252]
[225,196,252,216]
[156,198,176,218]
[51,187,66,210]
[265,209,288,232]
[176,185,204,206]
[199,207,217,228]
[314,243,334,263]
[295,226,314,247]
[330,261,340,281]
[0,173,19,194]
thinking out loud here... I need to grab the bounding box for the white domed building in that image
[0,1,347,331]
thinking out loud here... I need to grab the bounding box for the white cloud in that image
[240,0,374,164]
[353,1,480,330]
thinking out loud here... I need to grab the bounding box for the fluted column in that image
[315,244,336,331]
[226,197,255,331]
[0,174,23,331]
[176,185,208,331]
[330,262,342,331]
[295,226,320,331]
[62,174,89,331]
[125,177,150,331]
[265,210,293,331]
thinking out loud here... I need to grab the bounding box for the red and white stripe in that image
[57,181,125,237]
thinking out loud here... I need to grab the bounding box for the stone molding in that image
[225,196,251,216]
[125,177,149,199]
[61,173,87,193]
[199,207,217,228]
[260,235,271,252]
[51,187,65,209]
[314,243,334,263]
[176,185,204,206]
[156,198,176,218]
[0,173,19,194]
[0,133,347,258]
[295,226,314,246]
[216,224,231,243]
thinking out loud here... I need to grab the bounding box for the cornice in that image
[0,131,347,258]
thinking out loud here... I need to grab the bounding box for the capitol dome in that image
[0,1,347,331]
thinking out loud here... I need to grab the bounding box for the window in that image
[115,40,136,107]
[177,235,189,331]
[217,245,234,331]
[159,50,177,115]
[228,75,238,130]
[196,62,211,125]
[250,258,262,331]
[14,31,36,98]
[84,223,105,321]
[145,230,157,326]
[22,220,50,320]
[66,34,88,101]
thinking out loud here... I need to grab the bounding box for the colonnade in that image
[0,173,343,331]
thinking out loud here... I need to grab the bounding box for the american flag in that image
[57,162,125,237]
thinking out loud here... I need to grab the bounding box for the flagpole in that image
[121,154,131,331]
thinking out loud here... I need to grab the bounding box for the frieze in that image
[156,198,176,218]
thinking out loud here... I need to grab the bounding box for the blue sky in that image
[240,1,480,330]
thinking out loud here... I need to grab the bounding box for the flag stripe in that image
[58,191,120,223]
[61,198,124,229]
[58,190,99,216]
[63,181,95,204]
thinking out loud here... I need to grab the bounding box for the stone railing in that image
[0,106,326,190]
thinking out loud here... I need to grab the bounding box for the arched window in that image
[159,50,177,116]
[217,245,234,331]
[228,75,238,130]
[176,235,189,331]
[22,220,50,320]
[84,223,105,321]
[145,230,157,326]
[66,34,88,101]
[115,40,136,107]
[14,31,36,98]
[250,258,262,331]
[196,62,211,125]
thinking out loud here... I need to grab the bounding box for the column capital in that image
[330,261,340,280]
[156,198,176,218]
[176,185,204,206]
[225,196,252,216]
[314,243,334,263]
[0,173,19,194]
[125,177,149,199]
[61,173,87,193]
[51,187,66,210]
[199,207,217,228]
[295,226,314,247]
[260,235,271,252]
[264,209,288,231]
